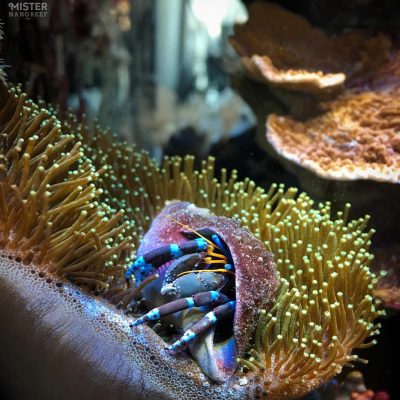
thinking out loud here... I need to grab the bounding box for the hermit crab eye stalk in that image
[126,228,236,355]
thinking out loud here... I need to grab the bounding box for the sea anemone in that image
[0,83,383,400]
[0,84,131,287]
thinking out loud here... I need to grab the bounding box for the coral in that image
[256,50,400,254]
[230,2,390,95]
[267,90,400,183]
[373,287,400,310]
[0,84,383,400]
[264,44,400,184]
[372,244,400,310]
[235,199,383,398]
[339,370,368,399]
[0,84,131,289]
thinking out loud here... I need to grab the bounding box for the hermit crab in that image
[126,201,279,383]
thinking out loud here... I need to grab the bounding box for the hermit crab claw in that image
[189,326,237,384]
[134,201,278,383]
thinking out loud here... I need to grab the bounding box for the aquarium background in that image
[0,0,399,399]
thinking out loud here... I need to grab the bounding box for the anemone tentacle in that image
[0,83,383,400]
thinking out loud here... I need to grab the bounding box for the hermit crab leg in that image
[167,300,236,354]
[125,238,208,282]
[131,291,229,327]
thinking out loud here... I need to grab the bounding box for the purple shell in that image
[138,202,279,381]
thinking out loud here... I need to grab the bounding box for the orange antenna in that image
[203,257,228,265]
[207,250,228,261]
[165,214,223,251]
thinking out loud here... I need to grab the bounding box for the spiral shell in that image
[138,201,279,382]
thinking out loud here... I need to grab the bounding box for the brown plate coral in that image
[263,51,400,249]
[0,83,383,400]
[229,1,390,95]
[267,90,400,183]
